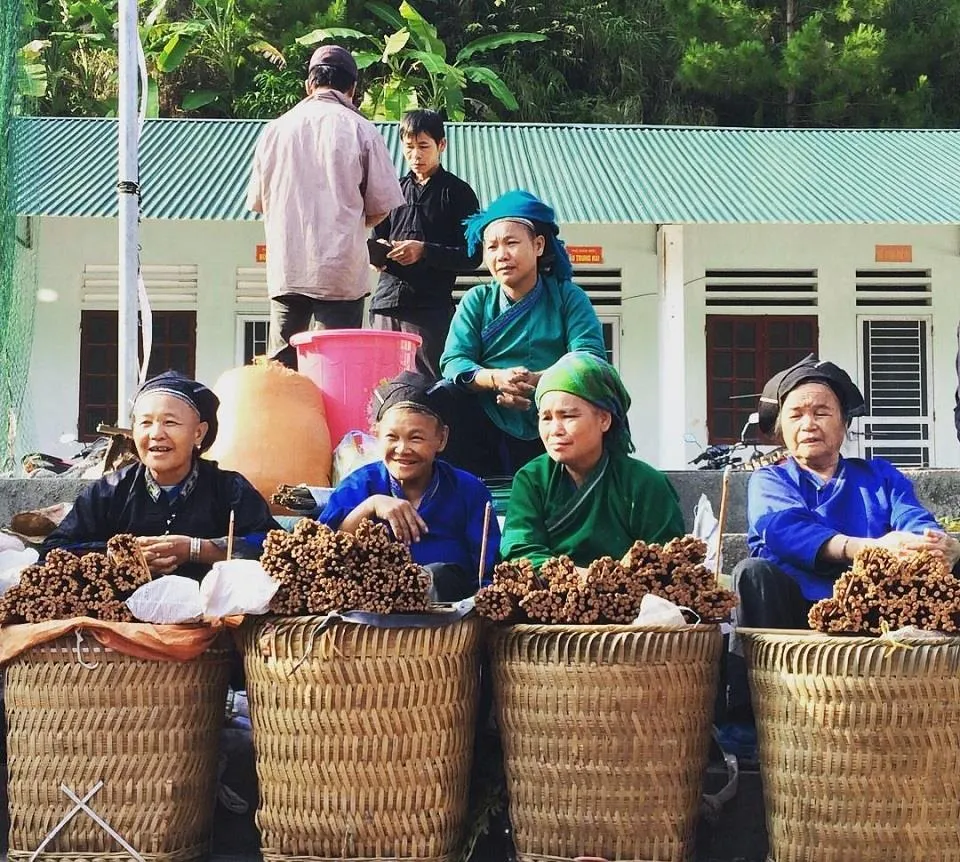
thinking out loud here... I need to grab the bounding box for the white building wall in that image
[25,217,660,461]
[682,223,960,469]
[25,216,960,467]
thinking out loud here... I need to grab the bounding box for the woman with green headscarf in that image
[500,352,684,569]
[438,189,606,478]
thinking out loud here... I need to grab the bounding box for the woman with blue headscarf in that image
[500,352,684,569]
[439,190,606,477]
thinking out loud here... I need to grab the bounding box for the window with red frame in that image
[706,315,819,444]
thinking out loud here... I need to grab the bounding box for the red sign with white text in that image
[567,246,604,265]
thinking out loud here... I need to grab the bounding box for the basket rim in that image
[491,622,720,634]
[738,626,960,646]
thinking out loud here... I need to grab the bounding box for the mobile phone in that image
[368,238,391,268]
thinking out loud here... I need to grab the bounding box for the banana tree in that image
[181,0,285,112]
[298,0,547,121]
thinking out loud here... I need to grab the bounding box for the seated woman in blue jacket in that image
[735,355,960,631]
[319,371,499,601]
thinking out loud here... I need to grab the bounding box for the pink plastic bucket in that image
[290,329,422,445]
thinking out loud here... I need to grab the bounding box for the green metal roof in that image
[13,116,960,224]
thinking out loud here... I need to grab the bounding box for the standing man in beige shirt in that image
[246,45,405,369]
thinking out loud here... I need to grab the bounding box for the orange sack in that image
[205,362,332,512]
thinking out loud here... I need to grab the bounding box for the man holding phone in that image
[369,110,481,379]
[247,45,404,369]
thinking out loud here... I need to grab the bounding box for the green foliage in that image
[14,0,960,127]
[667,0,960,127]
[298,0,546,120]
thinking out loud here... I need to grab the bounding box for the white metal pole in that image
[117,0,140,425]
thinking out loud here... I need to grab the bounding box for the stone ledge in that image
[2,468,959,536]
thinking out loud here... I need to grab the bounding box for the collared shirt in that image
[318,459,500,581]
[746,455,940,601]
[246,90,405,301]
[371,167,481,311]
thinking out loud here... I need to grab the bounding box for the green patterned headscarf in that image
[535,352,634,455]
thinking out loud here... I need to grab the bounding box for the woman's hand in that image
[491,367,537,410]
[896,529,960,568]
[137,535,190,576]
[368,495,428,545]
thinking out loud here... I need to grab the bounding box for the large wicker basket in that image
[489,624,722,862]
[742,630,960,862]
[5,633,232,862]
[239,615,482,862]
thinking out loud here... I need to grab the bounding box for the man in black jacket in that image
[370,110,481,379]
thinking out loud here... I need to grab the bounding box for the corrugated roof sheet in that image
[13,116,960,224]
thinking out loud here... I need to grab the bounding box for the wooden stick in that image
[226,510,236,562]
[478,501,493,588]
[715,465,732,584]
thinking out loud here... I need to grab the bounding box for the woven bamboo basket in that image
[742,630,960,862]
[489,624,722,862]
[5,633,232,862]
[239,615,482,862]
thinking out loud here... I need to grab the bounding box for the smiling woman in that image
[318,371,499,600]
[41,372,279,581]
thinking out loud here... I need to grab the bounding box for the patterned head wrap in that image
[463,189,573,281]
[373,371,447,425]
[758,354,866,434]
[535,352,634,455]
[133,371,220,452]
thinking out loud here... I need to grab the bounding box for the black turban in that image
[133,371,220,452]
[758,354,865,435]
[373,371,449,425]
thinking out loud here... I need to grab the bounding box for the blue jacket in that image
[319,460,500,581]
[746,456,939,601]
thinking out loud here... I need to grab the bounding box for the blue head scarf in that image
[463,189,573,281]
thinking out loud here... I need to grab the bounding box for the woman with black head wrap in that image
[733,354,959,628]
[319,371,499,601]
[42,372,279,580]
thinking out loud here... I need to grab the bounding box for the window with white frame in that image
[237,316,270,366]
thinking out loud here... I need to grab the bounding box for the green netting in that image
[1,0,37,472]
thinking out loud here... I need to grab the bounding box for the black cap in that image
[373,371,450,425]
[308,45,358,82]
[758,354,865,435]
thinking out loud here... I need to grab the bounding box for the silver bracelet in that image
[189,537,201,563]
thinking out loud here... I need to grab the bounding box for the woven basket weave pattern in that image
[5,636,231,861]
[240,617,481,860]
[744,633,960,862]
[490,625,722,862]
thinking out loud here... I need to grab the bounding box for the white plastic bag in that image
[126,575,203,624]
[331,431,382,485]
[633,593,694,628]
[0,548,38,596]
[200,560,279,618]
[693,493,722,574]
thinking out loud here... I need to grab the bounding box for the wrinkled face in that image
[779,382,846,465]
[402,132,445,179]
[378,407,448,485]
[538,391,611,475]
[482,221,545,292]
[132,392,207,483]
